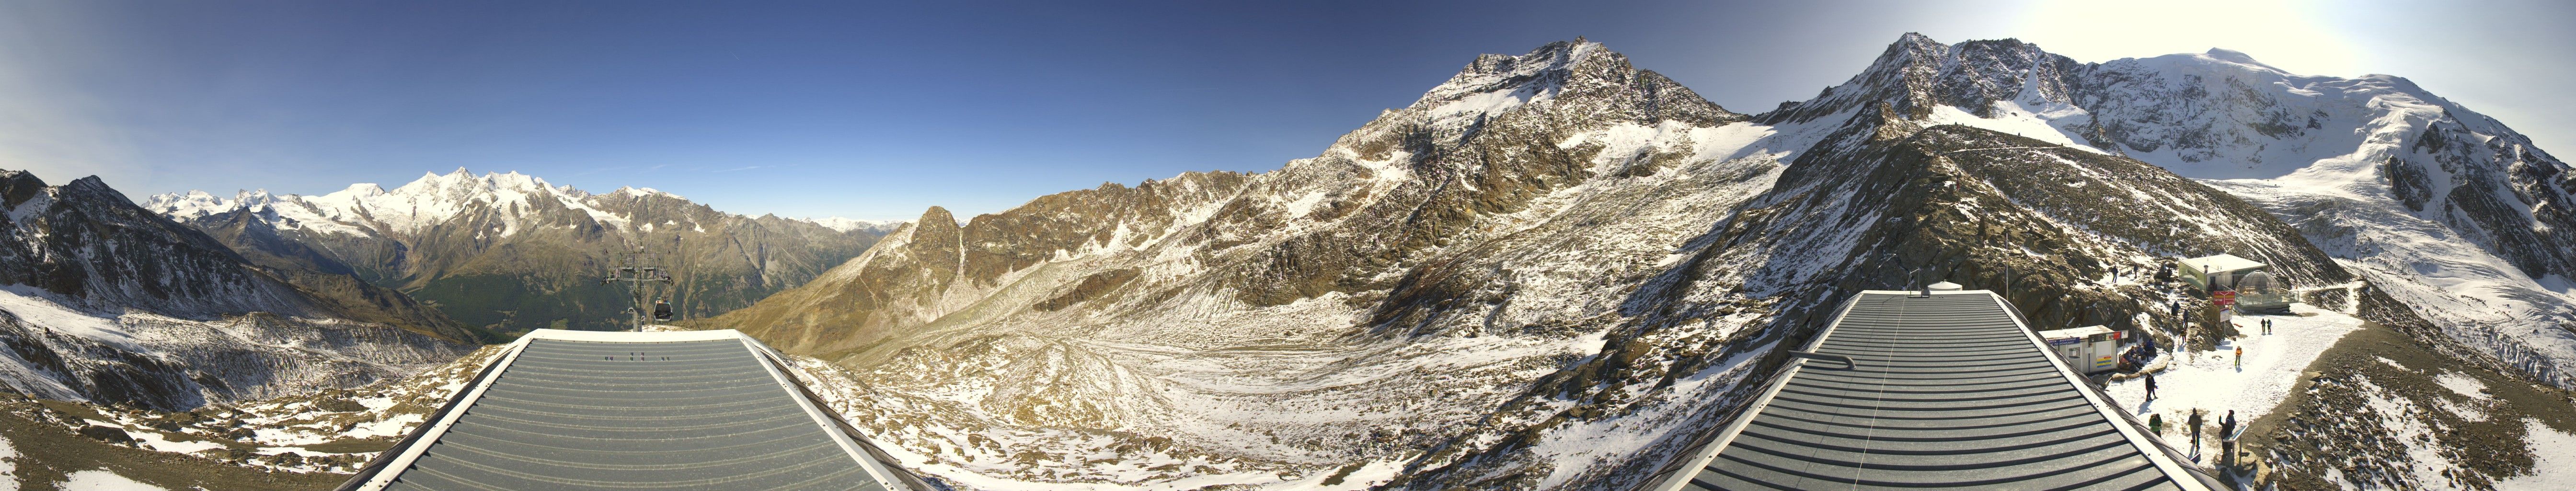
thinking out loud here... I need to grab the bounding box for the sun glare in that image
[2012,0,2361,77]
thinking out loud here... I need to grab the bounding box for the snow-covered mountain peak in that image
[800,216,904,234]
[2200,47,2266,67]
[608,186,681,199]
[1411,39,1613,126]
[1772,33,2576,390]
[147,169,633,237]
[1761,34,2080,125]
[388,168,553,200]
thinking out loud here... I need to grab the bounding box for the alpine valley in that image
[0,33,2569,491]
[146,169,894,334]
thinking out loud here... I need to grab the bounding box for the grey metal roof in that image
[1648,291,2215,491]
[342,330,921,491]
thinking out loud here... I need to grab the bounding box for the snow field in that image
[2496,419,2576,491]
[2103,303,2365,462]
[56,470,165,491]
[0,433,15,491]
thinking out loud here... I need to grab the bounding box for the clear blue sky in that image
[4,0,2570,221]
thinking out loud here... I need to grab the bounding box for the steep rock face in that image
[0,170,473,409]
[150,172,886,333]
[1760,34,2084,125]
[2,173,309,318]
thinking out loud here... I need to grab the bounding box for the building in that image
[337,329,929,491]
[1640,289,2219,491]
[2178,253,2266,292]
[2040,325,2124,374]
[2233,270,2295,313]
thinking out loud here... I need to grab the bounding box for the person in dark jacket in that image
[2220,410,2239,467]
[2145,374,2158,401]
[2188,410,2205,447]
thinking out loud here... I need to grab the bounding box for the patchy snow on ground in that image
[2355,377,2462,488]
[0,286,144,351]
[56,470,167,491]
[2496,419,2576,491]
[2434,397,2491,422]
[0,433,17,491]
[126,429,227,455]
[2436,372,2490,399]
[2104,302,2365,460]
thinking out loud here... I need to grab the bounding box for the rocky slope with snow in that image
[148,170,892,333]
[677,35,2576,491]
[1814,34,2576,388]
[0,169,476,411]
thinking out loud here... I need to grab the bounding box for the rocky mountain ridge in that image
[699,34,2576,491]
[0,169,475,410]
[1800,33,2576,386]
[148,169,892,333]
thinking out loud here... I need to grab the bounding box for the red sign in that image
[2213,290,2237,306]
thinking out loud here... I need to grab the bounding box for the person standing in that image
[2235,346,2244,370]
[2145,373,2159,401]
[2150,413,2164,434]
[2220,410,2239,468]
[2188,409,2205,448]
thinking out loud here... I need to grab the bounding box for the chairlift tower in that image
[601,246,674,331]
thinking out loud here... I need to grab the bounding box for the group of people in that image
[2120,338,2158,372]
[2144,407,2240,466]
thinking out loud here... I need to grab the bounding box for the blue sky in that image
[4,0,2570,221]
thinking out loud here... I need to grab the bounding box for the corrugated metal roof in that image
[340,330,922,491]
[1647,291,2216,491]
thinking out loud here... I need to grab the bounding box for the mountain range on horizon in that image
[143,167,899,334]
[0,31,2566,491]
[677,33,2573,491]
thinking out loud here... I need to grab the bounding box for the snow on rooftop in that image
[2182,253,2266,273]
[2039,325,2116,339]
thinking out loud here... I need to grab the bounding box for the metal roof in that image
[1645,291,2218,491]
[2181,254,2266,274]
[339,329,924,491]
[2038,325,2117,339]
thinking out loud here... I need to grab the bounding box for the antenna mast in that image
[601,246,674,331]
